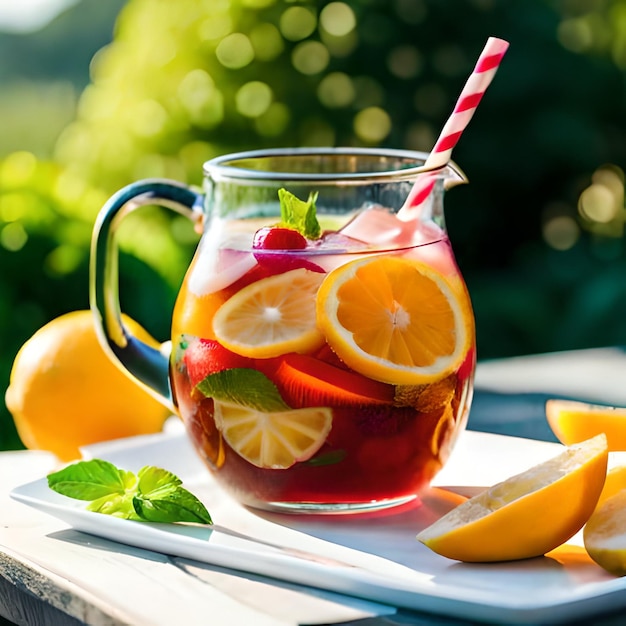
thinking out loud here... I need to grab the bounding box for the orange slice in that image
[316,256,472,385]
[212,268,325,358]
[546,399,626,449]
[584,490,626,575]
[214,400,333,469]
[417,434,608,562]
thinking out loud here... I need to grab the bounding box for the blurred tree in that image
[53,0,626,352]
[1,0,626,451]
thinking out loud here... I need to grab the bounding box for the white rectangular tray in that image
[11,426,626,624]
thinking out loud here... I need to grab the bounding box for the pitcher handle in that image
[90,179,204,411]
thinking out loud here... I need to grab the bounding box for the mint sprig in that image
[47,459,212,524]
[196,368,290,412]
[278,188,321,239]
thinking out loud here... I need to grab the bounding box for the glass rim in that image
[203,146,466,184]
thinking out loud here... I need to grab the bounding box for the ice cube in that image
[339,206,419,247]
[188,244,257,296]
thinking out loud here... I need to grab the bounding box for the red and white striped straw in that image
[424,36,509,170]
[398,37,509,220]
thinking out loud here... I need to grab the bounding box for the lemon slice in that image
[316,256,472,385]
[584,490,626,575]
[417,434,608,562]
[546,399,626,449]
[212,268,325,358]
[214,400,333,469]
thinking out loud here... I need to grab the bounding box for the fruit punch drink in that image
[169,148,476,513]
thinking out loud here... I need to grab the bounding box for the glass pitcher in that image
[91,147,476,514]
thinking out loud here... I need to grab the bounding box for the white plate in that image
[10,428,626,624]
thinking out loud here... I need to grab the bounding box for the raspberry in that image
[252,227,307,250]
[353,405,417,436]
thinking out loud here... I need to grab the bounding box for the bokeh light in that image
[580,184,619,223]
[0,221,28,252]
[542,203,580,251]
[353,106,392,143]
[178,70,225,129]
[319,2,356,37]
[236,81,273,118]
[215,33,254,69]
[250,23,284,61]
[578,165,625,234]
[291,40,330,75]
[317,72,355,108]
[279,6,316,41]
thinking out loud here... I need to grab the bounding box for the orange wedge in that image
[596,465,626,510]
[214,400,332,469]
[417,434,608,562]
[316,256,472,385]
[546,399,626,450]
[212,268,325,358]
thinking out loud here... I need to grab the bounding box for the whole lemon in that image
[5,310,170,461]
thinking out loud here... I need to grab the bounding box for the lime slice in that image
[214,401,333,469]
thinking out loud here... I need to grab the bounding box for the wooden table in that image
[3,347,626,626]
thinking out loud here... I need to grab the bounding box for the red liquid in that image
[170,222,476,512]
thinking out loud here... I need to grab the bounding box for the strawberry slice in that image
[313,343,350,370]
[273,353,394,407]
[253,227,307,250]
[184,338,253,386]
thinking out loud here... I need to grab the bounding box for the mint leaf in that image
[133,466,211,524]
[304,449,347,467]
[137,465,182,496]
[48,459,135,501]
[278,188,321,239]
[87,492,139,519]
[48,461,212,525]
[196,368,290,412]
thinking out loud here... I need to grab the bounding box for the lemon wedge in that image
[417,434,608,562]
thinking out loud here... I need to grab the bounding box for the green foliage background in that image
[0,0,625,451]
